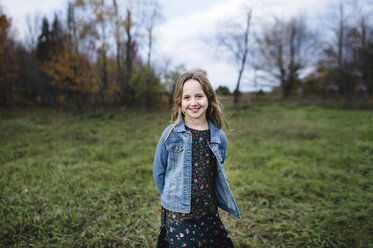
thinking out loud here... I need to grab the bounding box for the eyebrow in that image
[183,92,205,96]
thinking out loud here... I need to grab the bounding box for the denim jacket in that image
[153,117,240,219]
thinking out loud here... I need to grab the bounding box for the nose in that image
[191,97,197,105]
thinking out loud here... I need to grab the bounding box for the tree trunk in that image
[233,10,252,104]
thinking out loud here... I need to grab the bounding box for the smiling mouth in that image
[189,107,201,113]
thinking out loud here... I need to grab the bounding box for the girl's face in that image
[181,79,209,122]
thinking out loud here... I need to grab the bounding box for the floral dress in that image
[156,126,234,248]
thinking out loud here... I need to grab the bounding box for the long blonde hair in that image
[164,71,229,142]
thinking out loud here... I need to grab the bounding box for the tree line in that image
[216,1,373,101]
[0,0,372,109]
[0,0,165,109]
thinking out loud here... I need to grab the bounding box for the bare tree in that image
[353,15,373,95]
[74,0,116,105]
[25,13,41,51]
[112,0,126,103]
[256,17,316,98]
[334,3,356,95]
[318,1,362,96]
[144,0,162,69]
[250,46,260,100]
[216,9,252,104]
[124,9,137,99]
[334,0,373,95]
[112,1,141,105]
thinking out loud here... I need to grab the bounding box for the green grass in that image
[0,103,372,247]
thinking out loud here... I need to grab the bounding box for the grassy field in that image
[1,102,372,247]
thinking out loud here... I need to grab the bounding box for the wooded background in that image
[0,0,372,109]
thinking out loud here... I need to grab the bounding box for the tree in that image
[124,9,137,86]
[0,11,11,55]
[35,14,68,105]
[163,64,186,106]
[74,0,117,105]
[0,10,16,106]
[36,17,51,62]
[25,14,41,51]
[351,16,373,94]
[36,14,64,61]
[216,9,252,104]
[216,86,231,96]
[112,4,138,105]
[67,1,77,49]
[136,0,163,110]
[256,17,317,98]
[112,0,124,99]
[142,0,162,69]
[331,4,355,95]
[40,40,99,108]
[317,0,373,97]
[129,66,163,109]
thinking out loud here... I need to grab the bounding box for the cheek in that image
[202,99,209,108]
[181,100,187,110]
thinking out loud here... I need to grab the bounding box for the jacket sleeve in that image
[153,130,169,196]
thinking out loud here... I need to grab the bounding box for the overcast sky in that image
[1,0,371,91]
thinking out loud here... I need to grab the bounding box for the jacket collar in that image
[174,116,221,144]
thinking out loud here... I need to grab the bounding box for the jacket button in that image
[184,209,188,211]
[184,190,189,192]
[175,146,178,151]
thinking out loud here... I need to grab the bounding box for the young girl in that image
[153,71,240,247]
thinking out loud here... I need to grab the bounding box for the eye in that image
[183,96,190,100]
[197,94,204,98]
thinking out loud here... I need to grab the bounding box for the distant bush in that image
[216,86,231,95]
[257,89,265,96]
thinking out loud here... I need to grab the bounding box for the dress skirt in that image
[156,126,234,248]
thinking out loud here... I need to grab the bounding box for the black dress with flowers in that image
[156,126,234,248]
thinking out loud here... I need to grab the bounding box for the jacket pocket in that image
[165,141,184,153]
[164,139,184,168]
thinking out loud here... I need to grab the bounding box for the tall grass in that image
[0,104,372,247]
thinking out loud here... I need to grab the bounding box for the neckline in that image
[185,125,209,132]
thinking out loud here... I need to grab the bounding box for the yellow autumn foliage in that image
[41,46,99,95]
[0,13,11,55]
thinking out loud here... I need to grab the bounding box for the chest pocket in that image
[165,140,184,153]
[165,139,184,167]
